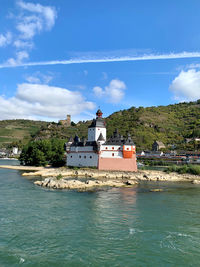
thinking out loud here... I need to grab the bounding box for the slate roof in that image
[105,129,135,145]
[88,117,106,128]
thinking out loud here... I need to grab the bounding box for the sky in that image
[1,0,200,122]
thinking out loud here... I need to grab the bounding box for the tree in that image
[19,139,65,167]
[71,121,76,126]
[49,139,66,167]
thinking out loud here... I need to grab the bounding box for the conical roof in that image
[97,133,105,141]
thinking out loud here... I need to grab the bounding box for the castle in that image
[59,115,71,127]
[66,109,137,172]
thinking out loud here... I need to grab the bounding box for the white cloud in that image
[170,69,200,101]
[93,86,104,97]
[17,1,57,30]
[7,50,29,66]
[25,76,41,84]
[93,79,126,103]
[16,1,57,40]
[25,72,53,84]
[0,1,57,66]
[0,32,12,47]
[14,39,34,49]
[185,63,200,69]
[0,83,95,121]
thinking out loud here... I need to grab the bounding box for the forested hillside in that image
[1,100,200,151]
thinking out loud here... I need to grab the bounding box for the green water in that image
[1,160,200,266]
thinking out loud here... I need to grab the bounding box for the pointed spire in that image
[96,108,103,118]
[97,133,105,142]
[125,133,134,145]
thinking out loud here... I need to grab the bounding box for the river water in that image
[1,159,200,266]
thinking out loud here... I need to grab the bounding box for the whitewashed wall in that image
[100,145,123,158]
[67,152,98,167]
[88,127,106,142]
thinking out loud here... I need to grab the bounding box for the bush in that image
[56,174,63,180]
[165,165,200,175]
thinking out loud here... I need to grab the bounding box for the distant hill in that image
[0,120,48,148]
[1,100,200,151]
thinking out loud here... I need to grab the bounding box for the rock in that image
[143,174,149,180]
[125,180,136,186]
[48,180,57,188]
[34,181,42,186]
[192,180,200,184]
[42,178,50,186]
[150,189,163,192]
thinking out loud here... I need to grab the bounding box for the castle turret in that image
[87,109,106,142]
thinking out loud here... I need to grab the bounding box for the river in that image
[1,159,200,266]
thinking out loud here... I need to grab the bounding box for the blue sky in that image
[1,0,200,122]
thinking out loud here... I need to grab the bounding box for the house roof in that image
[154,141,165,146]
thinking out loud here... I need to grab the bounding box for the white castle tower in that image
[87,109,106,142]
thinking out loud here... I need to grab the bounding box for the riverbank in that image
[1,164,200,190]
[0,165,44,171]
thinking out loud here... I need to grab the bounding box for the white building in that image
[66,109,137,172]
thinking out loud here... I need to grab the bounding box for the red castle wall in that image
[98,154,137,172]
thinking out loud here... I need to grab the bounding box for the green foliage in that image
[165,165,200,175]
[71,121,76,126]
[19,138,65,167]
[0,119,48,147]
[49,139,66,167]
[19,142,47,166]
[56,174,63,180]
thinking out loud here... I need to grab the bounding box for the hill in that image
[1,100,200,151]
[0,120,48,148]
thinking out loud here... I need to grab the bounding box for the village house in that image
[66,109,137,172]
[152,140,165,151]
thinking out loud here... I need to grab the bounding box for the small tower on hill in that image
[59,114,71,127]
[66,115,71,127]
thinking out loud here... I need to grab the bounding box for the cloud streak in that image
[1,51,200,69]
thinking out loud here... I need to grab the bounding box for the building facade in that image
[66,109,137,172]
[152,140,165,151]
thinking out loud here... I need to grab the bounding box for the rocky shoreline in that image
[34,177,137,191]
[1,165,200,191]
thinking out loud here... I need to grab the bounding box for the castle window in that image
[112,147,114,150]
[84,156,86,159]
[112,153,114,157]
[90,156,92,159]
[106,147,108,150]
[79,155,81,158]
[70,156,72,158]
[127,148,129,150]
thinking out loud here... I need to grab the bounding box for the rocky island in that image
[1,165,200,191]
